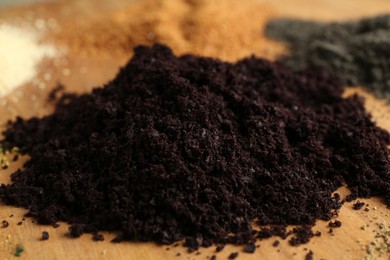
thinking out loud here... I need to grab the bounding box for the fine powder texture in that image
[1,45,390,249]
[0,23,57,97]
[54,0,284,61]
[265,15,390,99]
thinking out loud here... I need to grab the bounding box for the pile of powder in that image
[53,0,284,61]
[266,15,390,98]
[0,23,57,97]
[1,45,390,250]
[265,15,390,99]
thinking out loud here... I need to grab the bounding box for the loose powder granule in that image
[1,221,9,229]
[215,244,225,252]
[40,231,49,241]
[1,44,390,251]
[92,233,104,241]
[265,15,390,99]
[353,201,365,210]
[243,243,256,253]
[228,252,239,259]
[289,226,316,246]
[328,220,342,228]
[305,250,314,260]
[0,23,57,97]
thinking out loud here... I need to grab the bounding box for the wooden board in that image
[1,0,390,259]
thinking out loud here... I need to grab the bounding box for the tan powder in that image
[54,0,284,61]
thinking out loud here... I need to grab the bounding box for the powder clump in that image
[1,44,390,250]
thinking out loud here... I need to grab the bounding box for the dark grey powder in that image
[265,15,390,99]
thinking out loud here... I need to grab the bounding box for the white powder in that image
[0,23,57,97]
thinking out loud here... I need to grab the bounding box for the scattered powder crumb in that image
[1,221,9,228]
[228,252,239,259]
[243,243,256,253]
[40,231,49,241]
[0,234,13,255]
[52,223,60,228]
[215,244,225,252]
[329,220,342,228]
[363,222,390,260]
[289,226,315,246]
[353,201,365,210]
[0,145,19,170]
[14,244,24,257]
[305,250,314,260]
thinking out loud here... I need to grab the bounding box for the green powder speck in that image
[14,245,24,257]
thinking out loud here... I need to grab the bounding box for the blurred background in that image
[1,1,390,259]
[0,0,51,7]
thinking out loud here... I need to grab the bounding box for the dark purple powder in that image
[0,44,389,251]
[2,220,9,228]
[92,233,104,241]
[41,231,49,241]
[305,250,314,260]
[289,226,315,246]
[328,220,342,228]
[258,226,289,240]
[228,252,239,259]
[243,243,256,253]
[52,223,60,228]
[352,201,365,210]
[216,244,225,252]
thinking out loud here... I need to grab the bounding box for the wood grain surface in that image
[1,0,390,259]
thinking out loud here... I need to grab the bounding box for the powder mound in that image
[55,0,283,61]
[1,44,390,248]
[265,15,390,99]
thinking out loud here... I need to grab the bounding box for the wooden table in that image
[0,0,390,259]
